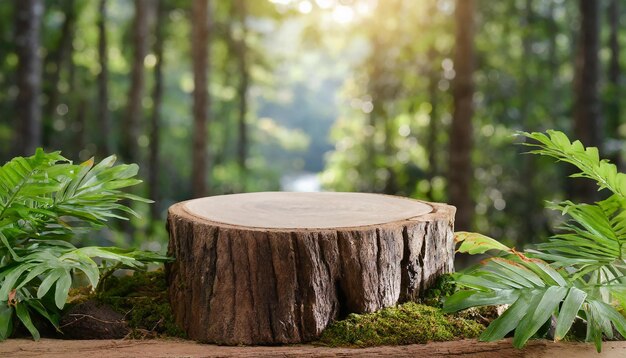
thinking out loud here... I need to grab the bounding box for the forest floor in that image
[2,338,626,357]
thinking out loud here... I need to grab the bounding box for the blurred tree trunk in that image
[13,0,44,156]
[367,59,396,194]
[363,0,396,193]
[149,0,166,222]
[121,0,149,238]
[546,1,561,122]
[97,0,112,156]
[75,97,87,159]
[191,0,211,198]
[572,0,601,203]
[448,0,475,231]
[366,32,396,193]
[380,0,403,195]
[426,47,439,201]
[424,0,440,202]
[123,0,149,165]
[382,98,397,195]
[519,0,541,244]
[365,37,382,191]
[234,0,249,180]
[607,0,622,170]
[519,0,533,127]
[43,0,75,149]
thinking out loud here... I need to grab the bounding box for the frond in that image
[521,130,626,198]
[0,149,167,341]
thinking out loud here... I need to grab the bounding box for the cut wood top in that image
[182,192,433,229]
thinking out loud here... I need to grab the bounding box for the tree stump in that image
[166,192,456,345]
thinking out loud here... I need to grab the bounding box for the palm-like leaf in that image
[446,234,626,351]
[446,131,626,352]
[0,149,169,341]
[522,130,626,198]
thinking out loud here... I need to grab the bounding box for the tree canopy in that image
[0,0,623,254]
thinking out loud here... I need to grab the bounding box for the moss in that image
[317,302,484,347]
[421,274,456,308]
[96,269,186,338]
[94,271,481,344]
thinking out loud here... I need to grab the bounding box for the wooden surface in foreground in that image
[2,338,626,358]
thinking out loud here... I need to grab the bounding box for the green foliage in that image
[0,149,169,340]
[421,274,457,308]
[444,130,626,352]
[318,302,483,347]
[96,269,185,338]
[455,232,510,255]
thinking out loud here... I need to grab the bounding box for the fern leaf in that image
[521,130,626,198]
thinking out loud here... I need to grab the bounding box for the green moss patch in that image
[96,269,186,338]
[421,274,456,308]
[317,302,484,347]
[93,271,482,345]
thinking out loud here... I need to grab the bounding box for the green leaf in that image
[586,305,604,353]
[589,300,626,339]
[0,149,173,341]
[513,286,568,348]
[25,299,59,330]
[0,263,34,301]
[443,289,519,313]
[455,232,511,254]
[488,258,545,288]
[480,291,538,342]
[452,131,626,352]
[522,130,626,198]
[0,302,13,340]
[54,270,72,309]
[454,273,514,290]
[15,303,39,340]
[0,230,22,261]
[523,260,567,287]
[37,268,64,299]
[70,252,100,289]
[554,287,587,340]
[16,265,50,291]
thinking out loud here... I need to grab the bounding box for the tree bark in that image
[572,0,601,203]
[166,192,455,344]
[97,0,112,157]
[148,0,166,222]
[191,0,211,198]
[448,0,475,231]
[13,0,44,156]
[123,0,149,165]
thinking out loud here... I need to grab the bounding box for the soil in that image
[2,338,626,357]
[60,300,129,339]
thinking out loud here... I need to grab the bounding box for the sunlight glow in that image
[315,0,333,9]
[298,1,313,14]
[332,5,354,24]
[268,0,374,24]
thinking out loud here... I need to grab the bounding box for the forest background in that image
[0,0,622,261]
